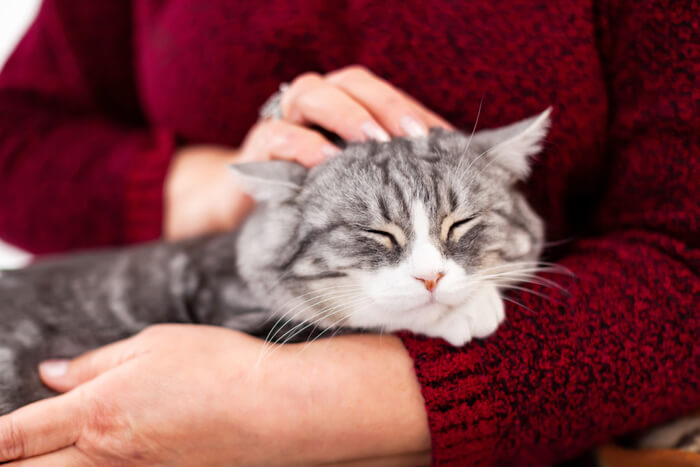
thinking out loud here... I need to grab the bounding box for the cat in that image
[0,109,551,414]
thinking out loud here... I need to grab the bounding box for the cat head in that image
[232,108,550,345]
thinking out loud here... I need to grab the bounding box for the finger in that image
[281,72,390,143]
[326,65,453,136]
[0,393,83,462]
[243,119,341,167]
[9,446,90,466]
[39,336,140,392]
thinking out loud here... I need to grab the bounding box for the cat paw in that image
[458,285,505,339]
[421,312,473,346]
[418,286,505,346]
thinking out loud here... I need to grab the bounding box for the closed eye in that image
[359,227,399,249]
[448,215,479,241]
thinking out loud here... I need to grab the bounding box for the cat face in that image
[233,109,550,345]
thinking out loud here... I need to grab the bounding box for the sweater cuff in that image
[123,128,176,244]
[397,331,498,466]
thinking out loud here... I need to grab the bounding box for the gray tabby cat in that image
[0,109,550,414]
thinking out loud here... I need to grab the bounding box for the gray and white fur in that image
[0,109,551,414]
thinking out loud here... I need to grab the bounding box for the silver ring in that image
[259,82,290,120]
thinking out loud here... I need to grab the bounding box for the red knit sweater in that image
[0,1,698,465]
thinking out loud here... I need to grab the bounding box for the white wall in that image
[0,0,42,268]
[0,1,41,67]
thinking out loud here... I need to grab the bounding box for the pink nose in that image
[414,273,444,292]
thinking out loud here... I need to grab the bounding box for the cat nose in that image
[414,272,445,292]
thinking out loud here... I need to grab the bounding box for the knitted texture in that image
[0,1,698,464]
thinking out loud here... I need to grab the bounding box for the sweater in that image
[0,1,698,465]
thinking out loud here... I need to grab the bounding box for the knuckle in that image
[336,64,372,81]
[0,413,26,460]
[82,396,119,437]
[79,396,139,459]
[290,71,322,89]
[381,94,407,112]
[252,120,281,146]
[266,119,288,134]
[256,119,280,139]
[309,132,329,148]
[284,73,324,121]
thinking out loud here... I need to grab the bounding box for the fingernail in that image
[400,115,428,137]
[40,359,69,378]
[321,144,342,158]
[361,121,390,142]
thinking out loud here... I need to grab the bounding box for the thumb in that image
[39,337,138,392]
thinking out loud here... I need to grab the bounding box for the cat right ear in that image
[471,107,552,181]
[229,160,307,202]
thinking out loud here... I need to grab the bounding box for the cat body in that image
[0,110,550,414]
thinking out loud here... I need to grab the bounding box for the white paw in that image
[457,285,505,339]
[422,312,473,347]
[418,286,505,346]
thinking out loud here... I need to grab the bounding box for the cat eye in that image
[359,227,399,249]
[447,215,479,241]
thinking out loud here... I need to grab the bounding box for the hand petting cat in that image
[0,325,430,465]
[164,66,452,240]
[0,69,449,465]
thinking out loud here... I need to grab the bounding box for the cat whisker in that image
[259,289,363,360]
[477,273,571,295]
[287,295,373,339]
[457,126,510,185]
[464,96,484,157]
[454,97,485,176]
[266,292,357,350]
[472,262,573,283]
[472,260,568,275]
[297,314,356,355]
[542,237,575,248]
[276,296,372,345]
[499,284,562,304]
[501,295,536,313]
[264,285,362,343]
[258,297,372,363]
[452,272,570,297]
[263,294,371,351]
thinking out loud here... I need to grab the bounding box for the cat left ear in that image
[472,107,552,181]
[229,160,307,202]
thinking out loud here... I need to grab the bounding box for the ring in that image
[259,82,290,120]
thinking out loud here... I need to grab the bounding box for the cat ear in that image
[471,107,552,180]
[229,160,307,202]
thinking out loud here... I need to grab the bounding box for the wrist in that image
[164,145,253,239]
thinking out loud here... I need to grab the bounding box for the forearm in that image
[273,334,431,464]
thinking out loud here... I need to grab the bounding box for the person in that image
[0,0,697,465]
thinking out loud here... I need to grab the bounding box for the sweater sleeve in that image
[398,1,700,465]
[0,1,176,254]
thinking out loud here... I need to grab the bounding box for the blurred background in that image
[0,0,41,268]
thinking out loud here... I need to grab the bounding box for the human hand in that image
[164,65,452,240]
[0,326,430,466]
